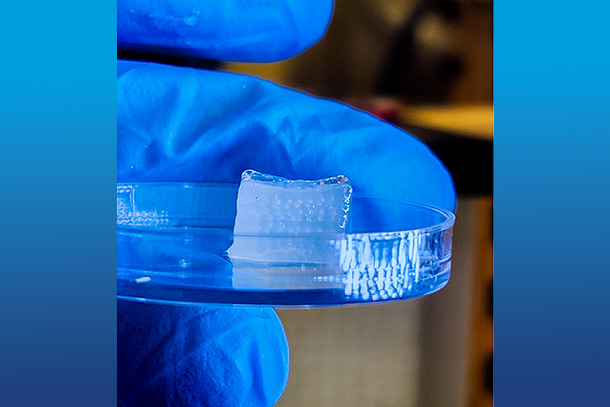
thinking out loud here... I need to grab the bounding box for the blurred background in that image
[228,1,493,406]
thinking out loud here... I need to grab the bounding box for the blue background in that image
[495,1,610,406]
[0,2,117,406]
[0,1,609,406]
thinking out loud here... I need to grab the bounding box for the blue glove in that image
[118,0,333,62]
[118,2,455,407]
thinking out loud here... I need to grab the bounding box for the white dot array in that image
[233,170,352,236]
[117,185,169,227]
[338,230,447,301]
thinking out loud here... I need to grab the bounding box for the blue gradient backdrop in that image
[496,1,610,406]
[0,2,117,406]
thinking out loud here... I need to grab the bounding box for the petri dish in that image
[117,182,455,307]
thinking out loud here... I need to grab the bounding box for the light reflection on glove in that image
[118,2,455,407]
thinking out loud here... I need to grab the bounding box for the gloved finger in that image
[117,212,287,407]
[118,60,456,211]
[118,0,334,62]
[118,301,289,407]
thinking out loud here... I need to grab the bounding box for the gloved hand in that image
[118,2,455,407]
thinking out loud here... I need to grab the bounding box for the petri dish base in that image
[117,183,455,307]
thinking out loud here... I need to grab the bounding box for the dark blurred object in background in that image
[242,0,494,105]
[378,0,463,103]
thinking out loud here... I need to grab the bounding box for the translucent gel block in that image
[229,170,352,267]
[233,170,352,235]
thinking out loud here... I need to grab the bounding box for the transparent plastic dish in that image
[117,182,455,307]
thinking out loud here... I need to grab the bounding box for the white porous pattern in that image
[117,185,169,227]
